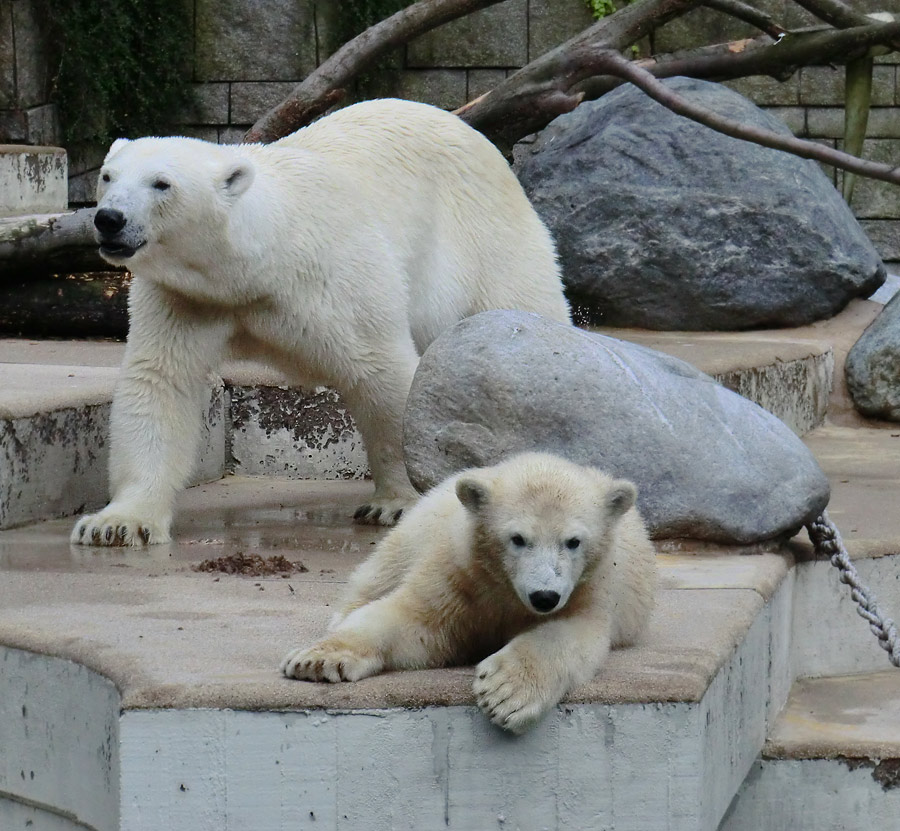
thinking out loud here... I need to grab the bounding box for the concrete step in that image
[0,298,861,530]
[721,672,900,831]
[0,476,795,831]
[0,145,67,217]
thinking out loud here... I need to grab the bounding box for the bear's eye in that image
[101,173,110,183]
[510,534,527,548]
[565,537,581,550]
[152,179,171,191]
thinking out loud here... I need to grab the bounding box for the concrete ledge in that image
[0,647,119,831]
[0,477,796,831]
[0,361,226,529]
[0,145,67,217]
[722,672,900,831]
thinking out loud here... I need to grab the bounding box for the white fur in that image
[281,452,658,734]
[71,99,570,546]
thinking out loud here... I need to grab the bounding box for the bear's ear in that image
[456,476,490,513]
[220,158,255,201]
[605,480,637,519]
[105,138,131,161]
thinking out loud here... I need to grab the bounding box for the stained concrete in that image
[0,476,788,711]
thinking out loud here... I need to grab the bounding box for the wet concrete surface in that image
[0,475,792,712]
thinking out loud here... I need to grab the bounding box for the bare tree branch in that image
[244,0,509,143]
[459,19,900,153]
[601,49,900,186]
[454,0,703,151]
[702,0,786,38]
[0,209,114,280]
[791,0,871,29]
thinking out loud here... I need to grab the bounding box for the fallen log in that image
[0,208,115,281]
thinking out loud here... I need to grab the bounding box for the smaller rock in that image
[404,310,830,544]
[846,292,900,421]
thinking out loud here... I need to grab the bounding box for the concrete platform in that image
[722,672,900,831]
[0,475,796,831]
[2,298,900,830]
[0,299,859,531]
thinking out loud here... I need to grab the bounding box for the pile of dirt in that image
[191,553,309,576]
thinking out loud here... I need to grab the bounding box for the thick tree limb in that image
[791,0,870,29]
[244,0,509,143]
[459,19,900,153]
[0,209,114,280]
[601,49,900,186]
[576,21,900,102]
[455,0,703,151]
[702,0,786,38]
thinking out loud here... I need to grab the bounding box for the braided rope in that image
[806,511,900,668]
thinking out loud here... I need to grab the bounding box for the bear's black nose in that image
[529,590,560,612]
[94,208,127,235]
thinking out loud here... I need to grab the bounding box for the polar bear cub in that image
[281,452,658,733]
[70,98,570,546]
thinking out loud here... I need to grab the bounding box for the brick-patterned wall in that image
[0,0,898,263]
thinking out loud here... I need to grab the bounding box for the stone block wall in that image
[0,0,898,263]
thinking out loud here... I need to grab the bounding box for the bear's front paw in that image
[352,495,416,527]
[280,640,383,683]
[70,508,171,547]
[474,648,559,734]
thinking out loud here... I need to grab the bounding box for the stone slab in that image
[765,671,900,760]
[800,424,900,560]
[0,363,225,529]
[194,0,316,82]
[0,145,67,217]
[407,0,527,69]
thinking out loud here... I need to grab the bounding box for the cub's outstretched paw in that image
[474,648,558,734]
[70,510,170,547]
[352,495,415,527]
[280,639,382,682]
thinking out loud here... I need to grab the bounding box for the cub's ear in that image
[605,480,637,518]
[456,476,491,513]
[105,138,131,161]
[220,158,255,201]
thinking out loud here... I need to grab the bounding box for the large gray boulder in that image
[846,292,900,421]
[404,311,830,543]
[513,77,884,330]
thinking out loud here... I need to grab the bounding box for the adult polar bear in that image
[72,98,570,546]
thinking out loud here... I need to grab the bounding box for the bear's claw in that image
[71,510,169,547]
[352,497,411,527]
[281,643,382,683]
[474,649,554,734]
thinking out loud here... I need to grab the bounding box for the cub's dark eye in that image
[565,537,581,550]
[101,173,110,183]
[510,534,526,548]
[153,179,171,191]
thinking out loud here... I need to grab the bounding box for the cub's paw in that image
[70,509,171,547]
[280,640,382,683]
[474,648,558,734]
[352,495,415,527]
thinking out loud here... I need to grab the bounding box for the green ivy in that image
[584,0,618,18]
[45,0,194,145]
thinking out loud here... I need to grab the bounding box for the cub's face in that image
[94,136,254,265]
[456,455,637,616]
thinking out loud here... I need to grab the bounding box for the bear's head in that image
[455,453,637,616]
[94,136,255,265]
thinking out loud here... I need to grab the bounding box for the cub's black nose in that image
[94,208,126,235]
[529,590,561,613]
